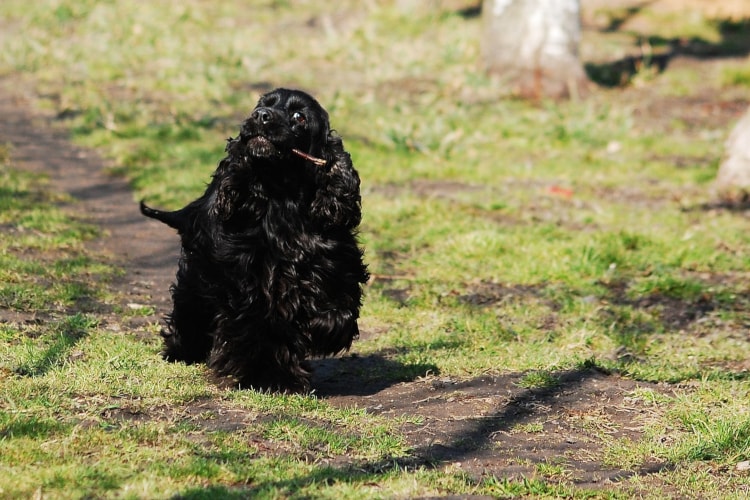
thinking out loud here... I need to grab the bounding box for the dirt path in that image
[0,79,675,489]
[0,79,176,327]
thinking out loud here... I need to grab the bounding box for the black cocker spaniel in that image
[140,88,369,393]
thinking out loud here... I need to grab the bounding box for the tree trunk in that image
[716,107,750,201]
[481,0,589,99]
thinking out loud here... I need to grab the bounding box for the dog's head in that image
[240,88,330,163]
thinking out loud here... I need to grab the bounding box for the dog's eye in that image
[292,111,306,125]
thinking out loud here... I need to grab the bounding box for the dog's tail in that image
[140,200,188,232]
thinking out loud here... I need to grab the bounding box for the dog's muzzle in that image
[245,135,282,159]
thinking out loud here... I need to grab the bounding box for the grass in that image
[1,0,750,497]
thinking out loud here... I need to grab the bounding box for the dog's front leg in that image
[161,261,215,364]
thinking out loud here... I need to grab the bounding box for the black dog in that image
[140,88,369,393]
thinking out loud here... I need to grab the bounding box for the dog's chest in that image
[219,194,318,259]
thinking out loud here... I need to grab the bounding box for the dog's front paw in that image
[160,328,209,364]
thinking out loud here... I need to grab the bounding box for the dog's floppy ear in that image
[311,131,362,229]
[209,154,242,221]
[322,129,347,165]
[306,106,331,159]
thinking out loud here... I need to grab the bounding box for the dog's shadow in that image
[311,352,438,397]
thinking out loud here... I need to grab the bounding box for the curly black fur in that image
[140,88,369,393]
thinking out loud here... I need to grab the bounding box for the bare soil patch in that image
[323,367,671,487]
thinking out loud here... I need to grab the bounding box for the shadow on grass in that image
[586,17,750,87]
[585,52,671,87]
[14,314,92,377]
[169,486,252,499]
[312,352,439,397]
[690,194,750,213]
[460,277,730,342]
[0,415,70,440]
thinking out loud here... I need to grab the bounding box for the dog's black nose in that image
[252,107,273,124]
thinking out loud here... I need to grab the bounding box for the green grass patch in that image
[0,154,114,314]
[518,370,561,390]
